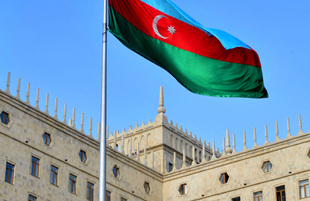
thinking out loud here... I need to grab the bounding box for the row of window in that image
[176,182,310,200]
[1,112,88,163]
[4,160,95,201]
[231,183,309,201]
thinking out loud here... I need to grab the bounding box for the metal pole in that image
[99,0,108,199]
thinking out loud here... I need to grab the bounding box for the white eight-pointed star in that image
[168,25,176,35]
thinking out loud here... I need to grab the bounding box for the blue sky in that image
[1,0,310,152]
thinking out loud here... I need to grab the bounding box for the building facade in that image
[0,72,310,201]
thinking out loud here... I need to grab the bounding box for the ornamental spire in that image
[157,86,165,114]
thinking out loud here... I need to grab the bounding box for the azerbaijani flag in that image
[108,0,268,98]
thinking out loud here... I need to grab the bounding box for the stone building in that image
[0,72,310,201]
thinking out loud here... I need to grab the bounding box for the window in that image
[69,174,77,194]
[5,162,14,184]
[254,191,263,201]
[106,191,111,201]
[87,182,94,201]
[0,111,10,125]
[178,183,188,195]
[262,161,273,173]
[144,182,150,194]
[112,165,120,178]
[276,185,286,201]
[28,194,37,201]
[31,156,39,177]
[299,179,310,199]
[50,165,58,186]
[79,150,87,163]
[232,197,241,201]
[308,150,310,159]
[220,172,229,184]
[42,132,51,146]
[121,198,127,201]
[168,163,173,172]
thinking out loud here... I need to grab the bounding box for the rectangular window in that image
[5,162,14,184]
[121,198,127,201]
[168,162,173,172]
[232,197,241,201]
[276,185,286,201]
[253,191,263,201]
[31,156,39,177]
[106,191,111,201]
[299,179,310,199]
[50,165,58,186]
[69,174,77,194]
[87,182,94,201]
[28,194,37,201]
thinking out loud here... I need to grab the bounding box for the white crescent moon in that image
[153,15,169,39]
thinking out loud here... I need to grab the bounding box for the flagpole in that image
[99,0,108,199]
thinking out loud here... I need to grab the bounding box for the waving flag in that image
[108,0,268,98]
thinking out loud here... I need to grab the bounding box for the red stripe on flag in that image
[109,0,261,67]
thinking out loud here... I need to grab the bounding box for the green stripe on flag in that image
[109,6,268,98]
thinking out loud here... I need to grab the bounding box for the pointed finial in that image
[72,108,76,129]
[53,98,58,119]
[121,135,125,154]
[253,127,258,147]
[80,113,84,133]
[89,117,93,138]
[298,114,303,135]
[225,129,232,154]
[275,121,280,141]
[202,140,206,161]
[232,134,237,154]
[157,86,166,114]
[25,83,30,105]
[35,88,40,109]
[264,125,269,144]
[5,72,11,94]
[15,78,21,99]
[129,139,132,157]
[211,140,217,160]
[192,146,196,166]
[44,93,49,114]
[222,137,226,156]
[242,131,248,151]
[170,120,173,125]
[286,118,292,138]
[62,103,67,124]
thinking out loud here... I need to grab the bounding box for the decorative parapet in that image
[0,72,97,141]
